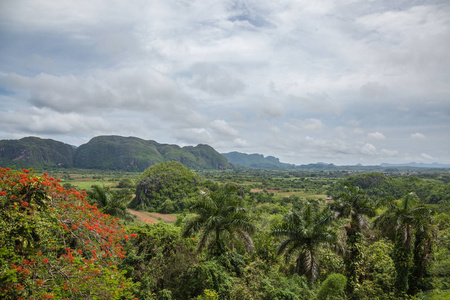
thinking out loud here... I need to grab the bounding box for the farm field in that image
[128,209,177,223]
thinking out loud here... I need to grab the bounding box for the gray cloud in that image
[0,0,449,165]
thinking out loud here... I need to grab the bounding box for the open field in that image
[49,169,139,191]
[128,209,159,223]
[145,212,178,222]
[128,209,177,224]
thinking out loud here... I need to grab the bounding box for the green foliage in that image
[375,192,435,295]
[272,202,337,281]
[117,177,135,188]
[330,185,376,297]
[242,260,315,300]
[180,260,234,299]
[354,239,396,299]
[316,273,347,300]
[0,168,136,299]
[122,223,197,299]
[216,251,246,277]
[329,172,450,204]
[131,161,200,212]
[182,184,256,256]
[196,289,220,300]
[87,185,133,221]
[253,231,280,264]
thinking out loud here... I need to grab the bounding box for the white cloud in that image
[421,153,433,160]
[411,132,426,139]
[360,143,377,156]
[368,132,386,140]
[211,119,239,137]
[380,149,399,157]
[0,107,109,135]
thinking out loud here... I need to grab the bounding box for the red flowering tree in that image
[0,167,137,299]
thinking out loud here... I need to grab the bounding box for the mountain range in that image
[1,135,449,171]
[0,136,229,171]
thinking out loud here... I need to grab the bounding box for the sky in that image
[0,0,449,166]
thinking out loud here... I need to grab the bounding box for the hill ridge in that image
[0,135,229,171]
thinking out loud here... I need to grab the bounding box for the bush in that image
[316,273,347,300]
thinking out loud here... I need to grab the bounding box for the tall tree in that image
[374,192,434,295]
[182,184,255,256]
[330,185,376,297]
[272,202,337,282]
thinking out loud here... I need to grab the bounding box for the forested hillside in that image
[222,151,295,169]
[0,136,229,171]
[0,137,75,168]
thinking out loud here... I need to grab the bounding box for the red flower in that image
[21,201,29,208]
[0,191,6,196]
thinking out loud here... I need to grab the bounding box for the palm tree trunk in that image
[345,231,362,298]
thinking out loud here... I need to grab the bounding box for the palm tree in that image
[272,202,336,282]
[88,185,111,208]
[88,185,133,221]
[330,185,376,296]
[182,184,256,256]
[374,192,434,295]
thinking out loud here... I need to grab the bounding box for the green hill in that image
[74,136,164,171]
[222,151,295,169]
[0,135,230,171]
[74,136,229,171]
[0,136,75,168]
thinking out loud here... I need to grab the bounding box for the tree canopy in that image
[130,161,200,212]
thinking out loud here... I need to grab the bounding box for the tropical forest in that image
[0,137,449,299]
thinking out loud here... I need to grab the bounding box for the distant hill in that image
[222,151,295,169]
[380,162,450,169]
[2,136,449,172]
[0,135,229,171]
[0,137,75,168]
[74,136,229,171]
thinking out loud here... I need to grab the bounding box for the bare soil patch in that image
[127,210,178,223]
[128,209,159,224]
[145,212,177,222]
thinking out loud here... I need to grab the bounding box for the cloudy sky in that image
[1,0,449,165]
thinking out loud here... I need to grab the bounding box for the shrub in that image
[316,273,347,300]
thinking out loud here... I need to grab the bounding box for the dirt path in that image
[128,209,159,224]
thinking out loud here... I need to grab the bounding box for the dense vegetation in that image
[1,164,449,299]
[222,152,295,169]
[0,167,136,299]
[1,136,229,172]
[130,161,201,212]
[0,137,75,169]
